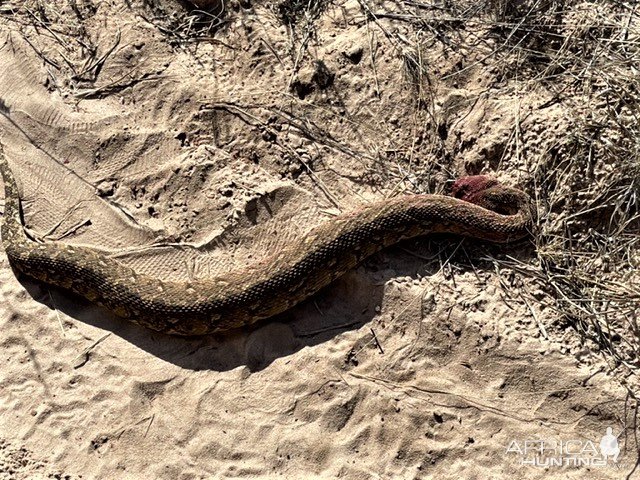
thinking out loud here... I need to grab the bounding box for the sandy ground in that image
[0,0,638,478]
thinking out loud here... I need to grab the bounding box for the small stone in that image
[290,60,335,99]
[531,289,545,300]
[96,181,116,197]
[343,45,363,64]
[290,66,315,100]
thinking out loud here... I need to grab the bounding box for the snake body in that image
[0,143,534,335]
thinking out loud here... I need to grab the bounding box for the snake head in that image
[452,175,528,216]
[452,175,498,202]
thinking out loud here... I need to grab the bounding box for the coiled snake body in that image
[0,143,534,335]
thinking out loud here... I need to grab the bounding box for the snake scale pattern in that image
[0,142,535,335]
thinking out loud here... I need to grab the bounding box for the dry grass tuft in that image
[511,2,640,373]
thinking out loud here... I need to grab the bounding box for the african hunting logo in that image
[505,427,623,467]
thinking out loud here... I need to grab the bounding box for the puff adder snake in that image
[0,143,535,335]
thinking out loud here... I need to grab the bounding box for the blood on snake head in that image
[452,175,528,217]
